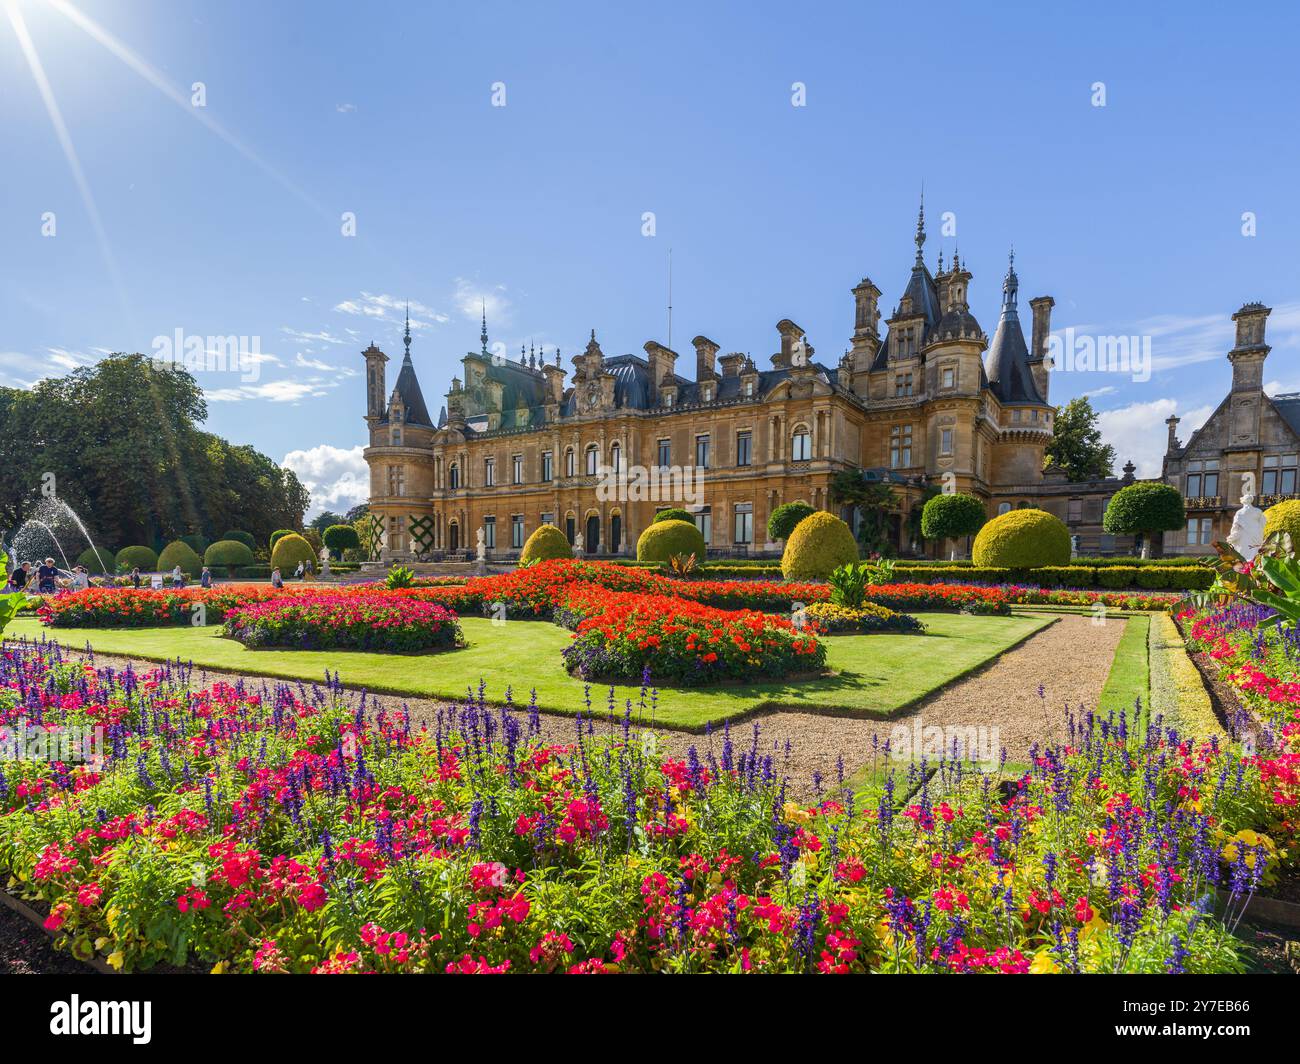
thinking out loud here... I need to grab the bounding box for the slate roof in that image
[984,260,1045,405]
[1270,393,1300,438]
[389,354,434,426]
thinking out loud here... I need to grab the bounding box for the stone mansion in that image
[361,209,1261,562]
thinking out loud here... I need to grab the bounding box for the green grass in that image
[6,612,1054,731]
[1097,614,1151,726]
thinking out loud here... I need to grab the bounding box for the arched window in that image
[791,427,812,461]
[997,502,1011,516]
[585,445,599,476]
[610,443,621,474]
[565,448,575,477]
[449,462,460,490]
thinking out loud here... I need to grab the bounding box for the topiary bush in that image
[322,524,361,557]
[158,540,203,577]
[781,511,859,580]
[269,530,296,550]
[920,493,987,542]
[767,502,816,542]
[520,523,573,564]
[223,530,256,550]
[115,545,158,573]
[270,533,316,573]
[1264,499,1300,544]
[653,507,695,525]
[204,539,256,575]
[636,519,706,563]
[1103,482,1186,554]
[971,509,1071,568]
[180,533,210,556]
[76,546,115,573]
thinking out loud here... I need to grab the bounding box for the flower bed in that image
[222,594,463,653]
[802,601,925,634]
[557,589,826,685]
[0,642,1293,974]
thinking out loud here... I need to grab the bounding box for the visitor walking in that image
[200,566,212,589]
[271,566,284,589]
[294,561,304,580]
[171,565,185,588]
[131,567,141,589]
[37,557,59,594]
[71,566,90,591]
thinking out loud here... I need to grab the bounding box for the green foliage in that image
[114,545,158,572]
[920,492,986,541]
[781,511,859,580]
[1103,482,1186,537]
[309,511,345,533]
[269,529,296,549]
[76,546,115,573]
[0,553,25,635]
[637,520,706,563]
[828,563,869,607]
[222,530,256,550]
[653,507,696,524]
[203,539,256,573]
[1044,396,1117,481]
[1264,499,1300,542]
[829,470,897,555]
[270,533,316,573]
[520,524,573,564]
[971,509,1071,568]
[665,552,699,577]
[180,533,210,557]
[767,502,816,541]
[323,523,361,556]
[158,540,203,576]
[385,564,416,590]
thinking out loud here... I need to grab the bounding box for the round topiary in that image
[1102,482,1186,548]
[636,519,706,563]
[768,502,816,542]
[269,529,295,550]
[115,545,158,573]
[1264,498,1300,544]
[322,523,361,556]
[222,530,256,550]
[972,509,1071,568]
[781,511,859,580]
[653,507,695,524]
[520,523,573,563]
[920,492,987,541]
[204,539,256,574]
[76,546,115,573]
[270,532,316,573]
[180,533,210,556]
[158,540,203,576]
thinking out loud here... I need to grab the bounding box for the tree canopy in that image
[1103,482,1186,536]
[1044,397,1117,482]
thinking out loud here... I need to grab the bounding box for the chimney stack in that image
[718,352,745,378]
[643,341,678,389]
[774,319,805,369]
[1028,295,1055,401]
[1165,414,1180,454]
[691,335,719,381]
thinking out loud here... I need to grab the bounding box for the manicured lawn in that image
[1097,614,1151,726]
[6,612,1054,731]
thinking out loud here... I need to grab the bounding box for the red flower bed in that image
[222,594,463,652]
[37,585,280,627]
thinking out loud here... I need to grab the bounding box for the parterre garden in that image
[0,507,1298,975]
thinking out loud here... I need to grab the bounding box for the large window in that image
[1186,517,1214,546]
[511,515,525,549]
[387,465,405,496]
[695,434,710,469]
[895,373,913,397]
[512,454,523,485]
[564,448,575,477]
[585,445,599,476]
[940,427,953,455]
[695,506,712,544]
[1186,459,1220,498]
[734,503,753,545]
[448,463,459,490]
[541,451,553,482]
[736,431,752,467]
[391,428,401,445]
[941,366,955,389]
[791,428,811,461]
[657,438,671,467]
[484,457,495,487]
[610,443,621,474]
[483,516,496,549]
[889,424,913,468]
[1262,453,1298,496]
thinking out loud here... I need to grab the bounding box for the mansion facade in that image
[363,209,1142,561]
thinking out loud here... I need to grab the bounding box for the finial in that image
[937,248,945,273]
[555,348,561,367]
[480,299,488,355]
[914,186,926,264]
[403,302,412,359]
[520,343,526,365]
[1002,247,1019,305]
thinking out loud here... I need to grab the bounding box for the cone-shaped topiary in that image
[115,545,158,573]
[76,546,115,573]
[204,539,256,574]
[636,519,706,563]
[520,523,573,563]
[270,532,316,573]
[781,511,859,580]
[158,540,203,576]
[972,509,1071,568]
[1264,498,1300,544]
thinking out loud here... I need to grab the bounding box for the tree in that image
[1103,481,1186,558]
[829,469,898,556]
[344,503,370,523]
[767,502,816,541]
[310,511,344,533]
[921,492,986,556]
[322,523,360,557]
[1044,397,1116,482]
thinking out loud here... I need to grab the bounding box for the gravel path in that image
[30,612,1125,799]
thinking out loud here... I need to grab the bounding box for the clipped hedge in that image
[781,512,859,581]
[971,509,1071,568]
[1148,613,1223,740]
[115,545,158,573]
[1264,499,1300,543]
[652,507,695,525]
[204,539,256,574]
[76,546,115,573]
[520,523,573,564]
[222,530,256,550]
[767,502,817,541]
[270,533,317,573]
[889,564,1211,591]
[158,540,203,576]
[269,530,296,550]
[636,520,706,563]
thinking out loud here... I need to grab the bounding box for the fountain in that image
[7,495,113,574]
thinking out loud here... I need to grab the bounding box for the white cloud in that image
[332,292,447,328]
[281,327,348,346]
[336,103,357,113]
[293,352,356,375]
[281,444,369,517]
[453,278,510,324]
[1096,398,1214,479]
[207,379,335,403]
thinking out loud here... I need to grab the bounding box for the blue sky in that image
[3,0,1298,515]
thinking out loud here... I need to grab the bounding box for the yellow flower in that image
[782,801,812,825]
[1029,950,1061,974]
[1222,828,1275,871]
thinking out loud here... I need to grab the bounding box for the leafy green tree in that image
[310,511,344,533]
[921,493,987,542]
[1103,482,1186,558]
[767,502,816,541]
[1044,397,1116,481]
[829,469,898,556]
[322,523,360,557]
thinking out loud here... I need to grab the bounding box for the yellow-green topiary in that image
[972,509,1071,568]
[780,511,859,580]
[157,540,203,576]
[270,532,317,573]
[520,523,573,564]
[1264,499,1300,544]
[636,519,706,563]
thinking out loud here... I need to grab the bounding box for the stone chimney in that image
[644,341,678,390]
[774,319,805,369]
[691,335,719,381]
[1229,302,1271,392]
[541,358,566,404]
[718,352,745,378]
[1165,414,1180,454]
[1028,295,1055,401]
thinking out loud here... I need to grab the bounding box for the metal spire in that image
[914,187,926,265]
[480,299,489,355]
[403,302,412,360]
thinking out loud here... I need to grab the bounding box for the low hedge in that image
[883,564,1212,591]
[893,556,1212,569]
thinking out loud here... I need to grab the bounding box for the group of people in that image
[4,558,220,593]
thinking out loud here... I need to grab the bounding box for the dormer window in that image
[744,379,755,397]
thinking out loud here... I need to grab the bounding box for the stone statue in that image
[476,526,486,562]
[319,546,331,577]
[574,532,584,558]
[1070,534,1081,559]
[1227,492,1266,562]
